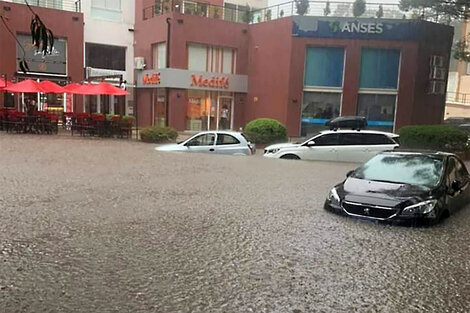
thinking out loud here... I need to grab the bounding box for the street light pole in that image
[165,17,171,127]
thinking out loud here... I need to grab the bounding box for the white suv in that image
[263,130,399,163]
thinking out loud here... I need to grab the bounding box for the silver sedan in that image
[155,131,255,156]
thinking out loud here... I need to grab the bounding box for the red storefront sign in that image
[190,75,229,89]
[142,73,161,85]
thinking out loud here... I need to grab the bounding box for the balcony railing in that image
[143,0,415,23]
[447,92,470,105]
[7,0,81,12]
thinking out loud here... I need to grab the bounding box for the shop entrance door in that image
[217,96,233,130]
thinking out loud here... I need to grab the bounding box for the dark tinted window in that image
[216,134,240,145]
[339,133,363,145]
[187,134,215,146]
[86,43,126,71]
[448,157,469,183]
[364,134,395,145]
[314,134,339,146]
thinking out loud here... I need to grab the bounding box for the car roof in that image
[319,129,399,137]
[194,130,244,136]
[378,150,455,158]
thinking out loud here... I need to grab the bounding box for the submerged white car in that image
[263,130,399,163]
[155,131,255,156]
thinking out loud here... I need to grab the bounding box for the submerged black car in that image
[324,151,470,224]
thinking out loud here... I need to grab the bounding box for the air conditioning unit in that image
[134,57,146,70]
[428,81,446,95]
[430,55,444,67]
[429,67,447,80]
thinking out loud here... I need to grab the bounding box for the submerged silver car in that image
[155,131,255,156]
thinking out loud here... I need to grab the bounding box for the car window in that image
[313,134,339,146]
[216,134,240,145]
[450,157,469,182]
[364,134,396,145]
[339,133,363,145]
[187,134,215,146]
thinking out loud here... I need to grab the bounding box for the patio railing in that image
[447,92,470,105]
[7,0,81,12]
[143,0,417,23]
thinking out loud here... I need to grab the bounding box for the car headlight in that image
[266,148,280,154]
[327,187,341,206]
[401,200,437,216]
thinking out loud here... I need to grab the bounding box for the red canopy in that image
[0,78,12,91]
[5,79,45,93]
[39,81,65,94]
[93,82,129,96]
[64,82,129,96]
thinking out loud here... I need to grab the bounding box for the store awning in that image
[39,81,65,94]
[5,79,45,93]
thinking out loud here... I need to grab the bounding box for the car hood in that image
[154,144,187,152]
[265,142,301,150]
[339,178,434,207]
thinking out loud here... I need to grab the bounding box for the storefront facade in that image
[0,1,84,113]
[135,2,453,136]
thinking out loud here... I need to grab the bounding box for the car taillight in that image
[248,143,256,155]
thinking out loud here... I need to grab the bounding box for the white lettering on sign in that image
[341,22,383,34]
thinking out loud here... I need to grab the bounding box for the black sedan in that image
[324,151,470,225]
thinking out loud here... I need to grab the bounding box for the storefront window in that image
[186,90,207,131]
[3,93,14,108]
[357,94,396,129]
[360,48,400,89]
[301,92,341,137]
[304,47,345,87]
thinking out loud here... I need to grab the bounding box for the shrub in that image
[140,126,178,143]
[397,125,469,153]
[122,115,135,124]
[244,118,287,144]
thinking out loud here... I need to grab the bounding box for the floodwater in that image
[0,133,469,313]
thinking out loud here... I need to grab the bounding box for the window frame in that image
[216,134,240,146]
[91,0,122,11]
[310,133,340,146]
[186,133,216,146]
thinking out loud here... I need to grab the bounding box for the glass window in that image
[353,154,444,187]
[152,42,166,69]
[86,43,125,71]
[364,134,395,145]
[224,3,237,22]
[302,92,341,122]
[360,48,400,89]
[187,133,215,146]
[339,133,364,145]
[222,48,233,74]
[304,47,345,87]
[216,134,240,145]
[92,0,121,10]
[313,134,339,146]
[448,157,469,183]
[357,94,396,127]
[188,44,207,71]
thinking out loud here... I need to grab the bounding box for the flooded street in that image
[0,133,469,313]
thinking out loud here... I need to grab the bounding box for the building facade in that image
[135,1,453,137]
[0,0,84,112]
[446,20,470,119]
[81,0,135,116]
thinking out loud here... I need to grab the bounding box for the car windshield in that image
[351,154,444,187]
[302,133,320,144]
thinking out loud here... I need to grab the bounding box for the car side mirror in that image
[451,180,461,192]
[307,140,315,147]
[346,170,354,177]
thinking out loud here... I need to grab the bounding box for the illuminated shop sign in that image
[142,73,161,85]
[292,16,421,40]
[137,69,247,92]
[190,75,229,89]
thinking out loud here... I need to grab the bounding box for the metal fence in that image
[144,0,419,23]
[8,0,81,12]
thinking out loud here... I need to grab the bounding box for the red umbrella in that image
[65,83,100,95]
[5,79,45,93]
[0,78,12,90]
[93,82,129,96]
[39,81,65,94]
[63,83,82,93]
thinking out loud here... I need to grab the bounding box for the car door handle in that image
[209,148,215,152]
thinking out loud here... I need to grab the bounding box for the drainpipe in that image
[166,17,171,127]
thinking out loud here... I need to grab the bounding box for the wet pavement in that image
[0,133,469,313]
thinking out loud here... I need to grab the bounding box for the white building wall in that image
[81,0,135,114]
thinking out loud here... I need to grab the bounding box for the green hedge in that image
[244,118,287,144]
[140,126,178,143]
[397,125,469,153]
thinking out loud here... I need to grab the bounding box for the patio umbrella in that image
[0,78,12,91]
[5,79,46,93]
[65,83,100,95]
[63,83,82,93]
[93,82,129,96]
[39,80,65,94]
